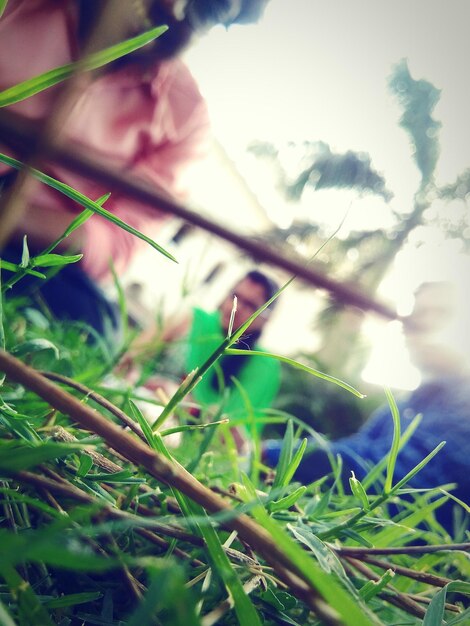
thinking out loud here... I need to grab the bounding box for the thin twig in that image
[403,592,461,613]
[335,543,470,556]
[360,554,452,588]
[0,349,342,625]
[51,424,124,472]
[135,527,204,568]
[0,109,399,320]
[42,371,146,441]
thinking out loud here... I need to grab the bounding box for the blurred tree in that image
[249,59,470,436]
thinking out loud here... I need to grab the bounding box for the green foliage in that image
[1,282,469,625]
[0,18,468,626]
[388,58,442,188]
[0,25,168,107]
[0,154,176,264]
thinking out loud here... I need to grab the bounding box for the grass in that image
[0,273,469,625]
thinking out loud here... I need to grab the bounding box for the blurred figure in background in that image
[125,269,281,435]
[0,0,270,337]
[264,280,470,534]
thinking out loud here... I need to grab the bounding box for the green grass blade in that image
[383,387,401,493]
[0,26,168,107]
[226,348,365,398]
[128,400,156,449]
[0,600,16,626]
[146,431,262,625]
[392,441,447,491]
[198,515,263,626]
[359,570,395,602]
[0,441,84,472]
[110,260,128,343]
[240,473,379,626]
[269,485,307,512]
[44,592,103,609]
[0,0,8,19]
[31,253,83,267]
[423,581,470,626]
[0,565,55,626]
[1,204,97,292]
[42,204,98,255]
[0,153,177,263]
[272,419,294,490]
[362,413,422,490]
[126,562,200,626]
[153,226,346,429]
[0,260,46,278]
[281,438,308,487]
[349,471,370,511]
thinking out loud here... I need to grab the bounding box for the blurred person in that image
[0,0,270,337]
[125,269,281,433]
[263,281,470,534]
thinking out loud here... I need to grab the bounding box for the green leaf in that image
[126,562,199,626]
[359,569,395,601]
[0,600,16,626]
[44,591,103,609]
[272,419,294,490]
[0,527,118,572]
[77,454,94,478]
[11,338,60,359]
[349,471,370,510]
[287,523,357,595]
[270,485,307,512]
[30,253,83,268]
[20,235,30,268]
[0,153,177,263]
[0,441,83,472]
[0,0,9,20]
[423,581,470,626]
[0,565,55,626]
[0,260,46,278]
[0,26,168,107]
[383,387,401,493]
[240,473,376,626]
[128,399,158,450]
[282,438,308,487]
[226,348,366,398]
[393,441,447,491]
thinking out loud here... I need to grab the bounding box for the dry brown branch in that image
[19,469,201,548]
[0,109,398,320]
[43,371,146,441]
[52,424,124,472]
[335,543,470,556]
[0,349,342,625]
[135,527,204,567]
[403,593,461,613]
[360,555,452,588]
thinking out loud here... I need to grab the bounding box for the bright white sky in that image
[186,0,470,185]
[180,0,470,388]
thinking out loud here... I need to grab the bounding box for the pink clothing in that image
[0,0,210,279]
